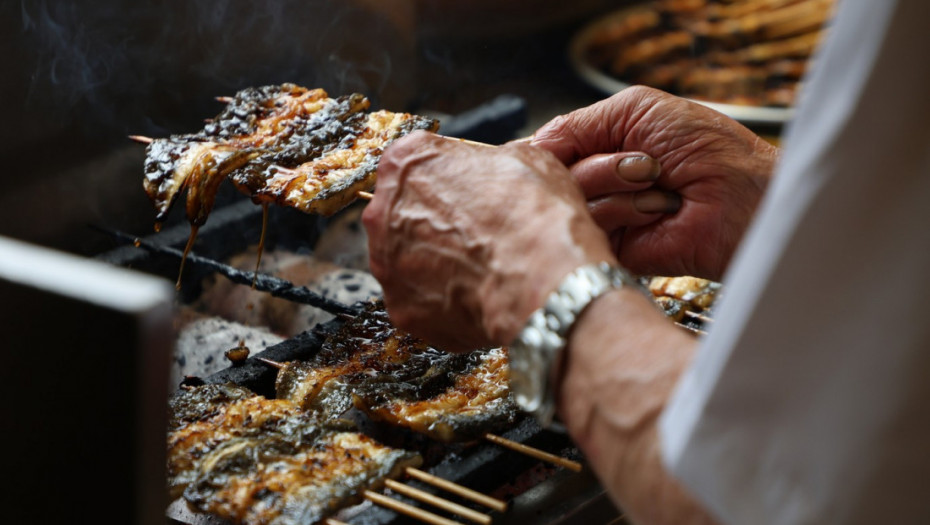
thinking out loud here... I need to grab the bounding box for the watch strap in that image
[508,262,640,427]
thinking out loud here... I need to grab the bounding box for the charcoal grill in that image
[86,99,625,525]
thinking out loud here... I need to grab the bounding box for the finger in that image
[571,152,660,198]
[587,190,682,231]
[531,85,668,164]
[609,228,625,258]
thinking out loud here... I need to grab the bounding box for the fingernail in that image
[617,156,660,182]
[633,190,681,214]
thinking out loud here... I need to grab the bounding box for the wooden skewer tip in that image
[255,357,286,369]
[128,135,154,144]
[325,520,351,525]
[404,467,507,513]
[684,310,714,323]
[448,137,495,148]
[364,490,466,525]
[484,433,583,473]
[357,190,375,200]
[675,322,708,336]
[384,480,491,525]
[216,96,234,103]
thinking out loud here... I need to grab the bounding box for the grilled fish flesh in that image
[167,383,421,525]
[648,276,720,330]
[354,346,513,442]
[648,276,721,311]
[275,301,519,442]
[142,83,438,225]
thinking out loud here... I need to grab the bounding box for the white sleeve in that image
[658,0,930,523]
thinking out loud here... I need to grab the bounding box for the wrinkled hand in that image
[363,131,616,352]
[533,85,780,281]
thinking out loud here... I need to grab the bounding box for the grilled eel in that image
[647,275,721,332]
[143,83,438,226]
[585,0,833,108]
[275,300,519,442]
[168,383,421,525]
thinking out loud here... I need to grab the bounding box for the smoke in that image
[16,0,416,143]
[2,0,416,253]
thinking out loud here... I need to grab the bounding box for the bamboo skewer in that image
[450,137,496,148]
[128,135,154,144]
[405,468,508,513]
[483,433,583,472]
[675,322,709,336]
[256,357,286,370]
[683,310,714,324]
[216,96,234,103]
[384,480,491,525]
[325,520,351,525]
[364,490,466,525]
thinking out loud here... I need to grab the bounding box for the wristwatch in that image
[507,262,641,427]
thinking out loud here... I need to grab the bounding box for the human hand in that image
[362,131,616,351]
[532,85,780,281]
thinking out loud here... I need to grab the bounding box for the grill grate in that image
[95,96,624,524]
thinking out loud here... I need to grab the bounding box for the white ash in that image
[173,203,382,392]
[170,316,284,392]
[313,203,371,271]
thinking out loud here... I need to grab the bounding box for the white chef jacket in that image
[659,0,930,523]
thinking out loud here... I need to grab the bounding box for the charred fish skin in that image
[168,384,421,525]
[276,301,519,442]
[226,93,372,196]
[202,84,323,140]
[275,301,459,408]
[167,386,338,501]
[167,382,255,431]
[248,108,439,217]
[143,84,328,223]
[141,83,438,225]
[184,431,421,525]
[354,346,518,442]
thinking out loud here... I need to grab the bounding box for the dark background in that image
[0,0,626,256]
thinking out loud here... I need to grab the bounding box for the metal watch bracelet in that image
[507,262,641,427]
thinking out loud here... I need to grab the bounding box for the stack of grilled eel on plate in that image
[582,0,837,107]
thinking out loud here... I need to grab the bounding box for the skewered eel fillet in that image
[648,276,721,331]
[167,383,422,525]
[143,83,439,226]
[275,300,519,442]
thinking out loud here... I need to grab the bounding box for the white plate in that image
[568,6,794,126]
